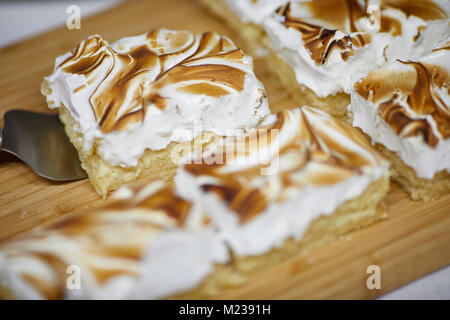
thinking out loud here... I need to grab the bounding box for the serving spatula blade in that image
[1,110,87,181]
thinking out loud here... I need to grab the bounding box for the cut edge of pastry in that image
[263,46,351,120]
[43,79,219,198]
[375,143,450,202]
[197,0,266,56]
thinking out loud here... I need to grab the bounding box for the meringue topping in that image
[383,0,448,21]
[354,58,449,147]
[0,181,227,299]
[350,46,450,178]
[275,2,372,64]
[57,31,249,133]
[182,107,385,222]
[263,0,450,97]
[43,29,270,167]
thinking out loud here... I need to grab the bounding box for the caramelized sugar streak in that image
[354,57,450,147]
[59,31,247,133]
[185,107,384,223]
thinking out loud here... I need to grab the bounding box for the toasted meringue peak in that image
[354,57,449,147]
[43,29,270,167]
[182,107,386,223]
[382,0,448,21]
[0,181,227,299]
[350,47,450,178]
[274,1,372,65]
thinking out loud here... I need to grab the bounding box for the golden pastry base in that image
[42,80,217,198]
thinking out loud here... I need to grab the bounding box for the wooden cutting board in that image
[0,0,448,299]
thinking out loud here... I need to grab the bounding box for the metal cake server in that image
[0,109,87,181]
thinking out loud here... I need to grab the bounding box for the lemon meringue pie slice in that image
[176,106,390,273]
[41,29,270,197]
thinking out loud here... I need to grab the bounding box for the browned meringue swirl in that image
[354,59,450,147]
[276,2,371,64]
[382,0,448,21]
[275,0,447,65]
[432,41,450,52]
[0,181,191,299]
[302,0,447,27]
[57,31,248,133]
[184,107,384,223]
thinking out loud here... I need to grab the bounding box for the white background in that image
[0,0,448,300]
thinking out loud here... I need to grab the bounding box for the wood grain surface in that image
[0,0,448,299]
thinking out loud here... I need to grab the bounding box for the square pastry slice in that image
[176,106,390,273]
[41,29,270,197]
[0,180,229,299]
[262,1,450,118]
[349,45,450,201]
